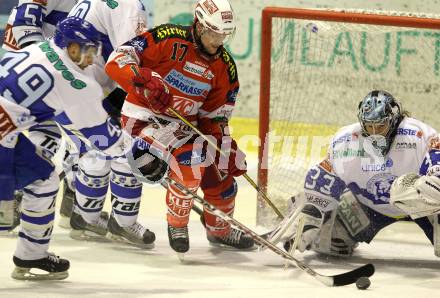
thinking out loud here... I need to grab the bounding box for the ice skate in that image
[207,227,256,251]
[11,253,70,281]
[168,224,189,260]
[107,215,155,249]
[70,210,109,242]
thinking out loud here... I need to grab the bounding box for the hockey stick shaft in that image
[167,107,284,219]
[163,177,374,287]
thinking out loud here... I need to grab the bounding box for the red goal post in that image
[258,7,440,225]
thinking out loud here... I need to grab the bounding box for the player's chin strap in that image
[390,173,440,256]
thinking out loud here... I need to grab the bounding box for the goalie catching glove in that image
[131,67,173,114]
[390,173,440,219]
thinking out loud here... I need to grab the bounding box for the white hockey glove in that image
[390,173,440,219]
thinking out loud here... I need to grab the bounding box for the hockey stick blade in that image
[163,177,375,287]
[327,263,375,286]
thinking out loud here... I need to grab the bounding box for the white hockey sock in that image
[110,157,142,227]
[15,172,58,260]
[74,152,110,224]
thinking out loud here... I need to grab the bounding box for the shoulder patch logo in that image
[135,21,148,35]
[126,35,148,52]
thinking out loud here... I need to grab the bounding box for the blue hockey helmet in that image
[54,17,101,52]
[358,90,403,155]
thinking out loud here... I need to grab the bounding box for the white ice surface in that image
[1,158,440,297]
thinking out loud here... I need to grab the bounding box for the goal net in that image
[257,7,440,226]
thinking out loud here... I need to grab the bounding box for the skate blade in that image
[70,229,110,242]
[106,232,155,249]
[208,242,258,251]
[11,267,68,281]
[177,253,185,263]
[58,216,72,229]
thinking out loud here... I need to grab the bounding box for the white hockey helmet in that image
[194,0,236,36]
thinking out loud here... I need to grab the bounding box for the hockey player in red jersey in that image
[105,0,254,254]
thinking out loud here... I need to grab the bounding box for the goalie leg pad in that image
[315,191,402,256]
[264,194,306,247]
[313,191,369,256]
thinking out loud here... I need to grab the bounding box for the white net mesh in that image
[258,10,440,226]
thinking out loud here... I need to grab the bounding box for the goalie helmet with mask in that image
[193,0,236,57]
[358,90,403,156]
[54,17,102,69]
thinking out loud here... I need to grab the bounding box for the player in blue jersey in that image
[3,0,75,51]
[64,0,156,248]
[0,17,138,280]
[2,0,79,233]
[2,0,156,249]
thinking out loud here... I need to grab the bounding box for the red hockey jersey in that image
[105,24,239,138]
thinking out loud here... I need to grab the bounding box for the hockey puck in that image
[356,276,371,290]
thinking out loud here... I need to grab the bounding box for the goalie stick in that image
[162,177,375,287]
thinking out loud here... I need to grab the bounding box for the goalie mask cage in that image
[257,7,440,226]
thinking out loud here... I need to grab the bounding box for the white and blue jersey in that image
[69,0,149,61]
[68,0,149,91]
[0,40,126,155]
[319,117,440,218]
[3,0,76,50]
